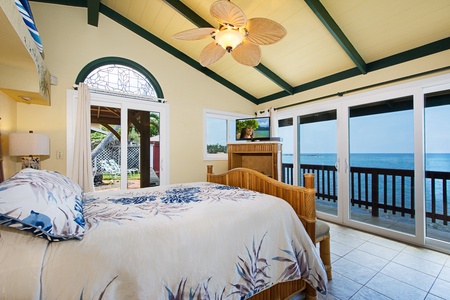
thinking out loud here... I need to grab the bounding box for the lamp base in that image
[22,157,41,170]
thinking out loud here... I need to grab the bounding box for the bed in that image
[0,166,327,300]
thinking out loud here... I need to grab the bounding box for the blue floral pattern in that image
[0,168,85,241]
[82,183,257,229]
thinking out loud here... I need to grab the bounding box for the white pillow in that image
[0,169,85,241]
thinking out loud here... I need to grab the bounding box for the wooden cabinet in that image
[228,142,282,180]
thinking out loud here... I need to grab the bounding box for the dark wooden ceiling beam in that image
[305,0,367,74]
[164,0,212,28]
[87,0,100,26]
[163,0,294,95]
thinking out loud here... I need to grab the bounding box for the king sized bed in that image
[0,166,327,300]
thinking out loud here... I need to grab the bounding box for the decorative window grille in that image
[84,64,158,100]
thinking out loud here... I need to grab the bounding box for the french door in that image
[67,90,169,190]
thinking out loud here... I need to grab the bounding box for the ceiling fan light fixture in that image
[173,0,286,66]
[215,28,243,52]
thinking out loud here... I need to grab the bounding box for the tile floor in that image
[294,222,450,300]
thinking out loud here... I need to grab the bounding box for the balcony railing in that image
[282,163,450,225]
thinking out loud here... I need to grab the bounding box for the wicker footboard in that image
[206,165,318,300]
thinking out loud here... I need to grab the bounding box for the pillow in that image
[0,168,85,241]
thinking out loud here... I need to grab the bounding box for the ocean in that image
[282,153,450,172]
[282,153,450,213]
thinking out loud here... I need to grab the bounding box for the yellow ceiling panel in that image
[94,0,450,102]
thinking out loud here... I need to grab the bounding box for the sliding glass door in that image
[424,90,450,243]
[298,110,339,217]
[279,75,450,252]
[348,97,415,235]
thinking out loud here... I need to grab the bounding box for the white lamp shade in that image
[9,132,50,156]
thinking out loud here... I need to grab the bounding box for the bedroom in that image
[0,0,450,299]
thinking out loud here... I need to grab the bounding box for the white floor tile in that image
[330,240,354,257]
[438,266,450,282]
[297,224,450,300]
[429,278,450,299]
[380,261,435,291]
[332,232,366,248]
[332,257,378,285]
[366,273,427,300]
[425,294,447,300]
[402,245,450,265]
[350,286,391,300]
[326,272,362,299]
[393,252,443,277]
[356,241,400,260]
[368,235,407,252]
[342,249,389,272]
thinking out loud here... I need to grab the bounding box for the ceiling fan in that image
[172,0,287,67]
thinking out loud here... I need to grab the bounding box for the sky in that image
[207,104,450,155]
[280,105,450,154]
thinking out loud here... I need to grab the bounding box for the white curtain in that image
[69,83,94,192]
[269,107,279,138]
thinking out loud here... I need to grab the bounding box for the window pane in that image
[85,64,157,98]
[349,97,415,235]
[299,111,338,216]
[424,90,450,243]
[206,117,227,154]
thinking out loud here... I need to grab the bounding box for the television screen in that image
[235,117,271,141]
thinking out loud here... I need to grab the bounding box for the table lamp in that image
[9,131,50,169]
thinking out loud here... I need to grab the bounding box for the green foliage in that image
[148,112,160,137]
[90,112,160,147]
[207,144,227,154]
[128,125,140,143]
[91,127,107,148]
[236,119,259,134]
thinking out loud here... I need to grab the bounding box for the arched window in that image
[75,57,164,101]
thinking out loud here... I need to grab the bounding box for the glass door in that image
[91,105,122,191]
[348,97,415,235]
[88,95,167,191]
[424,90,450,243]
[126,110,161,189]
[279,118,294,184]
[298,110,338,216]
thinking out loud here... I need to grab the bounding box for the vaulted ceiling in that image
[32,0,450,104]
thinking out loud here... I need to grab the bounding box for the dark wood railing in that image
[282,163,450,225]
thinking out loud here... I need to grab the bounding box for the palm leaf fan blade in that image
[173,27,216,40]
[245,18,287,45]
[231,42,261,66]
[210,0,247,27]
[200,42,226,66]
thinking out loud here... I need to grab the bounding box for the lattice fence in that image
[93,145,140,175]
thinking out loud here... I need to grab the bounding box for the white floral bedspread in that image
[1,182,327,299]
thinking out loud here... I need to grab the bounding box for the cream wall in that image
[0,91,17,178]
[15,2,255,183]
